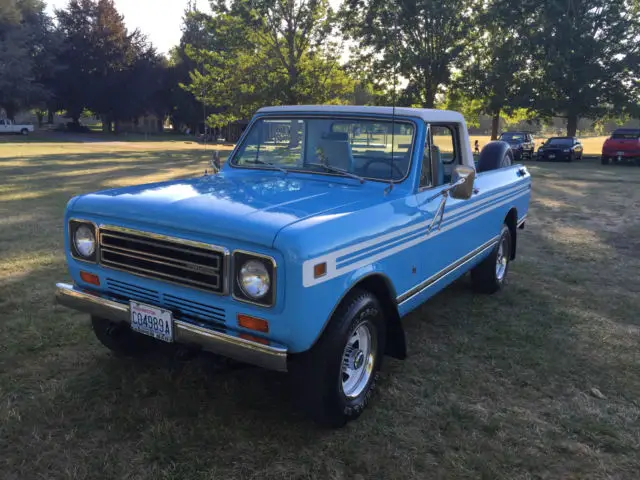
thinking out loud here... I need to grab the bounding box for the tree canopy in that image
[183,0,355,127]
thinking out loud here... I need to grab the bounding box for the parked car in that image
[55,105,532,427]
[601,128,640,165]
[498,131,535,160]
[537,137,583,162]
[0,118,34,135]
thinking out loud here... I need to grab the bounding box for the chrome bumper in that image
[55,282,288,372]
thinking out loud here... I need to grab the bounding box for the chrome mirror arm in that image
[425,177,468,233]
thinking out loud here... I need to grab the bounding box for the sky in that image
[46,0,343,57]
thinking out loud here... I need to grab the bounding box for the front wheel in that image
[292,289,386,428]
[471,225,512,294]
[20,128,29,136]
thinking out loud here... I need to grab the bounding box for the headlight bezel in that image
[69,219,98,263]
[233,250,276,307]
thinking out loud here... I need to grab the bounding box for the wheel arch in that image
[504,207,518,260]
[316,272,406,360]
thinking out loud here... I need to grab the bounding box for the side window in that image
[431,125,459,186]
[431,126,458,165]
[0,120,4,125]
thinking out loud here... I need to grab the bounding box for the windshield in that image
[612,132,640,140]
[499,133,525,142]
[546,138,574,146]
[230,117,415,182]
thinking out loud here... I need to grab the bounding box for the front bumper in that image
[55,282,288,371]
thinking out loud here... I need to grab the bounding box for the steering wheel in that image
[362,158,405,178]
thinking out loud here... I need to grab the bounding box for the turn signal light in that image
[80,271,100,286]
[237,314,269,333]
[314,262,327,278]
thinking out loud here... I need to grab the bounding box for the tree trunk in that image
[36,111,44,127]
[491,109,501,140]
[47,110,54,124]
[566,114,578,137]
[102,115,111,133]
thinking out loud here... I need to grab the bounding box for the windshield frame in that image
[226,113,418,184]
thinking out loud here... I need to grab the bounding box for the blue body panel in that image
[63,112,531,354]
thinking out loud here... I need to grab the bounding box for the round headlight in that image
[74,224,96,257]
[238,260,270,299]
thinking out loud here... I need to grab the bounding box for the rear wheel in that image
[91,316,153,356]
[20,128,29,136]
[601,156,610,165]
[292,289,386,428]
[471,225,512,294]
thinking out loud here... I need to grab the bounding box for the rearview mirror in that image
[210,151,221,173]
[450,165,476,200]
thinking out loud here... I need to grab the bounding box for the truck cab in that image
[0,118,34,135]
[55,105,531,427]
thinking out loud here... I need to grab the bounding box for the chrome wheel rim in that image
[495,236,508,281]
[341,321,376,398]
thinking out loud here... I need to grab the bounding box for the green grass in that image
[1,141,639,479]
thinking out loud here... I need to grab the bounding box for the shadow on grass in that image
[1,160,640,479]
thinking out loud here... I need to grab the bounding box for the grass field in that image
[1,139,639,479]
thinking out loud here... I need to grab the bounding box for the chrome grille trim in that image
[98,225,229,295]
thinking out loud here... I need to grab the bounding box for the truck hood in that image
[70,173,380,247]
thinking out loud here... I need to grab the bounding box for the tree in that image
[341,0,475,108]
[54,0,161,130]
[183,0,355,127]
[499,0,640,137]
[449,1,540,139]
[0,0,54,119]
[168,6,215,133]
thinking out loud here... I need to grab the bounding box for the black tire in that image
[477,141,514,173]
[91,316,153,356]
[20,128,28,136]
[601,156,609,165]
[567,152,574,162]
[292,289,386,428]
[471,225,512,294]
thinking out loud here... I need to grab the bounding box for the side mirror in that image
[450,165,476,200]
[210,151,221,173]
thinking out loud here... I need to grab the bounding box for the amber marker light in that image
[237,314,269,333]
[240,333,269,345]
[80,271,100,286]
[314,262,327,278]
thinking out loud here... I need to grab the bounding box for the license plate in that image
[130,301,174,342]
[548,154,555,159]
[617,151,624,156]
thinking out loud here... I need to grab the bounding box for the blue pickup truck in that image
[56,105,531,427]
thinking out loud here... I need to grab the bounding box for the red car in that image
[601,128,640,165]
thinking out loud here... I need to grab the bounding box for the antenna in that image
[386,0,399,193]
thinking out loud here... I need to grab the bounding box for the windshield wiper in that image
[307,162,365,184]
[251,158,288,174]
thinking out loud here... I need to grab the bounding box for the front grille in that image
[104,278,226,327]
[99,227,226,293]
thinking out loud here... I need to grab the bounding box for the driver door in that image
[399,124,476,311]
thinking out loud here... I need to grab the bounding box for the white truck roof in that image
[257,105,466,124]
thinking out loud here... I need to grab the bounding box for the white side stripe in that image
[303,189,530,287]
[335,183,528,265]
